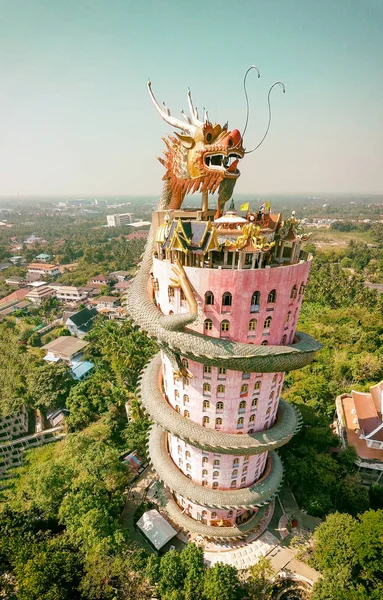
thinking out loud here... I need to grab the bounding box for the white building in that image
[106,213,133,227]
[50,285,88,303]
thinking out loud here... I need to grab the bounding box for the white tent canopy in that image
[136,509,177,550]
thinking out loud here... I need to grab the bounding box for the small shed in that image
[136,509,177,552]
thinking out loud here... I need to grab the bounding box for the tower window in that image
[204,319,213,332]
[249,318,257,332]
[215,417,223,425]
[205,291,214,305]
[184,410,190,418]
[220,320,230,333]
[203,416,210,426]
[222,292,232,306]
[203,400,210,410]
[203,383,211,395]
[291,285,297,299]
[267,289,277,303]
[240,384,248,397]
[250,291,261,311]
[217,384,225,394]
[264,316,272,329]
[216,401,224,410]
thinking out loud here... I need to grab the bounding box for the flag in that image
[265,201,271,211]
[240,202,249,212]
[259,202,266,212]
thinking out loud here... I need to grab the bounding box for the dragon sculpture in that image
[148,81,244,218]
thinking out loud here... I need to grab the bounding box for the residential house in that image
[113,280,132,292]
[335,381,383,485]
[92,296,120,310]
[109,270,131,281]
[27,263,60,279]
[0,288,30,306]
[5,276,25,286]
[90,274,112,285]
[0,262,11,271]
[35,253,52,263]
[49,285,88,304]
[66,307,98,338]
[9,256,25,264]
[42,336,94,381]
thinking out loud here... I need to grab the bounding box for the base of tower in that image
[159,486,275,541]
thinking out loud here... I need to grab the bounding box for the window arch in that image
[220,320,230,334]
[202,456,208,465]
[168,285,175,299]
[178,445,182,454]
[240,384,248,397]
[251,291,261,310]
[215,417,222,425]
[179,458,183,466]
[203,416,210,426]
[254,381,261,391]
[186,463,191,471]
[211,512,217,519]
[239,400,246,410]
[264,316,272,329]
[202,469,208,476]
[205,291,214,306]
[213,459,220,466]
[281,334,287,345]
[291,285,297,299]
[272,374,277,385]
[183,394,190,404]
[213,471,219,478]
[185,451,190,459]
[203,399,210,410]
[252,398,258,407]
[286,311,291,323]
[248,318,257,332]
[216,401,224,410]
[243,465,248,473]
[237,417,244,426]
[232,469,238,477]
[299,283,305,295]
[202,480,208,486]
[269,391,275,401]
[241,476,247,484]
[204,319,213,332]
[213,481,219,488]
[175,405,180,413]
[249,414,255,423]
[233,458,240,467]
[184,409,190,418]
[217,384,225,394]
[261,340,268,346]
[203,383,211,395]
[267,289,277,303]
[222,291,232,307]
[175,390,180,399]
[231,480,237,488]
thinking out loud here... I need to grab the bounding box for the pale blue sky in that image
[0,0,382,196]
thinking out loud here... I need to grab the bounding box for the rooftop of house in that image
[91,274,110,282]
[66,307,98,330]
[71,360,94,379]
[114,280,131,290]
[0,288,30,306]
[35,253,52,260]
[338,392,383,462]
[92,295,119,304]
[352,383,383,442]
[109,270,131,278]
[42,336,89,358]
[27,263,59,271]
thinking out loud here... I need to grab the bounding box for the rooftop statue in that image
[148,82,244,218]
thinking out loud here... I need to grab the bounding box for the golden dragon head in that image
[148,81,245,214]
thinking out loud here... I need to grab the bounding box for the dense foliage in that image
[311,511,383,599]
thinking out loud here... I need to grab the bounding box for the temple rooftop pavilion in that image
[153,200,310,270]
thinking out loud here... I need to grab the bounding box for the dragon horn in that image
[148,81,194,133]
[187,88,204,127]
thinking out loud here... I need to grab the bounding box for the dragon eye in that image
[206,132,213,143]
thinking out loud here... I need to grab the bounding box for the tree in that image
[246,557,276,599]
[158,550,185,597]
[27,361,75,409]
[14,535,83,600]
[203,563,243,600]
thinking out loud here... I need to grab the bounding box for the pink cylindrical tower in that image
[128,81,321,541]
[132,205,321,541]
